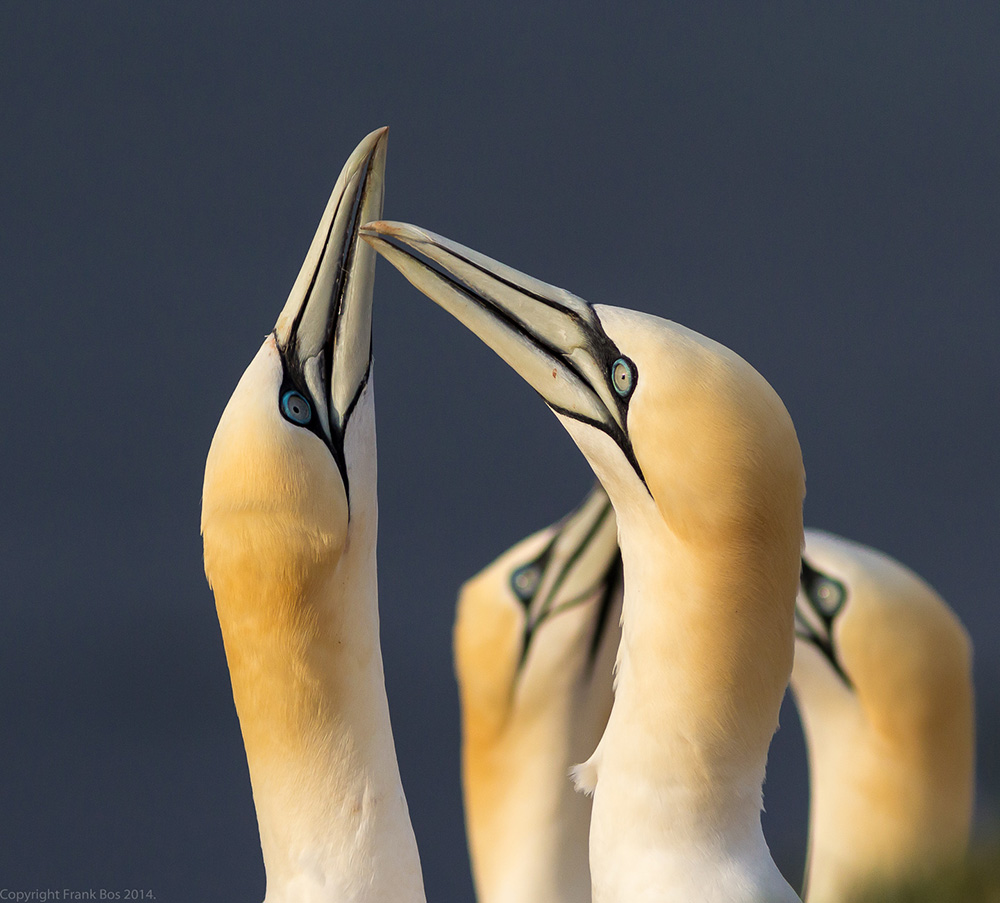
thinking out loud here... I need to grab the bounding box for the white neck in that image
[466,714,594,903]
[794,646,973,903]
[582,495,799,903]
[208,397,426,903]
[464,659,613,903]
[251,551,424,902]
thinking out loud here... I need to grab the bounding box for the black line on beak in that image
[586,551,623,673]
[277,147,380,506]
[374,233,647,488]
[514,496,619,674]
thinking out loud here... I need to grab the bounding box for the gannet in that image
[460,500,976,901]
[792,529,974,903]
[456,484,622,903]
[362,222,806,902]
[201,130,427,903]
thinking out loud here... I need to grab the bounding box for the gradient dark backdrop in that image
[2,3,997,899]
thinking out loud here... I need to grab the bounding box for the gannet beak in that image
[274,127,387,467]
[512,484,621,670]
[360,221,644,482]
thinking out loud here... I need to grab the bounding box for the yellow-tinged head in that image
[455,484,622,903]
[793,529,975,902]
[198,132,431,903]
[360,220,803,547]
[796,529,973,748]
[455,483,620,742]
[203,127,385,587]
[361,220,805,901]
[592,303,804,553]
[203,334,349,578]
[361,220,805,755]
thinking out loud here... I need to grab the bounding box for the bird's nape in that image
[364,217,805,903]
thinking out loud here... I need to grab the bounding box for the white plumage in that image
[363,222,805,902]
[202,130,427,903]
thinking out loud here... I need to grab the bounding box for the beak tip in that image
[348,127,388,182]
[362,221,433,250]
[362,219,395,235]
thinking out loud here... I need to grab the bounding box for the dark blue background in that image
[2,3,997,899]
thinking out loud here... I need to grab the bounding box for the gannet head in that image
[793,529,973,757]
[362,220,804,901]
[361,222,805,744]
[200,132,431,903]
[361,221,803,558]
[456,482,621,741]
[203,128,387,580]
[456,484,622,903]
[201,126,387,795]
[792,529,974,891]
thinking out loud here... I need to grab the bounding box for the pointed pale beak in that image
[275,127,387,451]
[537,484,620,622]
[514,482,622,669]
[359,221,642,480]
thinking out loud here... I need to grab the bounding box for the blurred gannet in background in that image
[462,499,977,901]
[201,130,428,903]
[456,484,621,903]
[792,529,975,903]
[362,222,806,903]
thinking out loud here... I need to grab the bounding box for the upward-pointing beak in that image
[274,127,387,456]
[514,483,622,669]
[359,220,644,482]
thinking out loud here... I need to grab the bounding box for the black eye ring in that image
[280,390,312,426]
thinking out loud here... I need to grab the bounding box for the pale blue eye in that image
[281,390,312,426]
[612,358,634,397]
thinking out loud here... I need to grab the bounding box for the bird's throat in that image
[584,505,799,903]
[209,524,425,902]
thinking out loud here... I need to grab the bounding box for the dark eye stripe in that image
[798,558,853,688]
